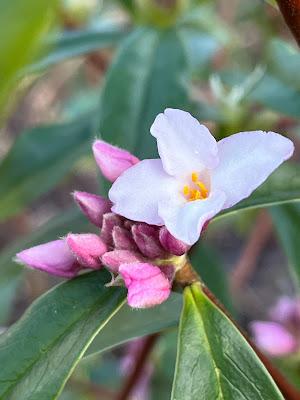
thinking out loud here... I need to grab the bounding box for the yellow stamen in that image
[182,173,209,202]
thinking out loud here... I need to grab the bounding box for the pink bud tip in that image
[16,240,80,278]
[93,140,139,182]
[66,233,107,269]
[250,321,297,357]
[112,226,137,251]
[100,212,124,246]
[101,250,143,273]
[119,262,171,308]
[159,227,190,256]
[73,191,111,227]
[132,224,165,259]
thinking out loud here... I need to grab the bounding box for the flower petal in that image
[16,240,80,278]
[158,190,226,245]
[211,131,294,209]
[73,191,112,228]
[109,159,179,225]
[119,262,171,308]
[150,108,218,177]
[250,321,297,357]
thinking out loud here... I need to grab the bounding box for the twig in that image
[115,334,159,400]
[276,0,300,46]
[230,210,273,293]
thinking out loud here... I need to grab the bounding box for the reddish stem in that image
[276,0,300,45]
[115,334,159,400]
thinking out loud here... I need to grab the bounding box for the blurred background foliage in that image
[0,0,300,398]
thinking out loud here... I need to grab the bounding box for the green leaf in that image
[0,112,97,221]
[0,271,126,400]
[29,22,127,73]
[216,163,300,221]
[99,26,190,158]
[172,283,284,399]
[85,292,182,357]
[270,204,300,290]
[0,0,57,118]
[0,208,91,323]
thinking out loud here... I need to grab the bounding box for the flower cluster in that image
[16,137,189,309]
[251,297,300,357]
[16,108,294,309]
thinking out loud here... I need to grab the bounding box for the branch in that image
[276,0,300,46]
[115,334,159,400]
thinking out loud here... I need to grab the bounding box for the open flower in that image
[110,108,294,245]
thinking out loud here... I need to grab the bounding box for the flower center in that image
[182,172,209,201]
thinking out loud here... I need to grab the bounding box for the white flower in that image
[109,109,294,245]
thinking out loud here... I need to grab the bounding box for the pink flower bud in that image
[100,213,124,246]
[93,140,139,182]
[250,321,297,357]
[73,191,111,227]
[16,240,81,278]
[112,226,137,251]
[66,233,107,269]
[101,250,143,273]
[119,262,171,308]
[269,296,300,327]
[159,227,190,256]
[132,224,165,259]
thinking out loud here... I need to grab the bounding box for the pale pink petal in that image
[93,140,139,182]
[119,262,171,308]
[101,250,143,273]
[150,108,218,177]
[73,191,111,227]
[66,233,107,269]
[158,190,226,245]
[109,159,179,225]
[211,131,294,209]
[16,240,80,278]
[250,321,297,357]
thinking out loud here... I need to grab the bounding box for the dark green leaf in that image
[270,204,300,290]
[29,22,127,73]
[0,271,126,400]
[85,292,182,357]
[0,112,97,221]
[172,283,284,399]
[99,26,190,158]
[216,163,300,221]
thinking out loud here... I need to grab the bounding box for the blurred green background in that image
[0,0,300,398]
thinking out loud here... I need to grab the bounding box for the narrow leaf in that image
[0,271,126,400]
[172,283,284,399]
[0,112,97,221]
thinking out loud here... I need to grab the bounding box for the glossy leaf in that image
[270,204,300,290]
[216,163,300,221]
[85,292,182,357]
[0,271,126,400]
[0,112,97,221]
[0,0,57,117]
[172,283,284,399]
[99,26,189,158]
[30,22,127,72]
